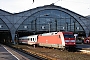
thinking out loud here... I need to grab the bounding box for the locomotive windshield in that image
[64,34,74,38]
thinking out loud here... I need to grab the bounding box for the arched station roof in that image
[0,4,90,43]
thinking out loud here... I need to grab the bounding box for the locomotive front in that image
[63,32,76,48]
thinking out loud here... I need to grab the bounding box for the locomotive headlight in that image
[71,40,75,42]
[65,40,75,42]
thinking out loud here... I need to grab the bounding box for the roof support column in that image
[10,29,16,44]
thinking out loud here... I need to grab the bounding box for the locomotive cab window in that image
[64,34,74,38]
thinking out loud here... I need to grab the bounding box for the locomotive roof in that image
[40,32,58,36]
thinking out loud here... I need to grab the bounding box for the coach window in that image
[31,38,32,41]
[33,38,34,41]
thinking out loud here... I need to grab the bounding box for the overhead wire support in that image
[32,0,35,4]
[51,0,61,5]
[55,0,61,4]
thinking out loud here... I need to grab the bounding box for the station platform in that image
[76,44,90,54]
[0,44,18,60]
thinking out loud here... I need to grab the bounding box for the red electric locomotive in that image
[38,32,76,49]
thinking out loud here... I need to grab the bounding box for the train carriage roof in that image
[19,35,38,39]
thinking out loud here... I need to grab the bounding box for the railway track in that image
[5,44,90,60]
[7,44,57,60]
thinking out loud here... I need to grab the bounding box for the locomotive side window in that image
[59,35,61,38]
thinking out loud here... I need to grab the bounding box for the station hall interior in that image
[0,4,90,44]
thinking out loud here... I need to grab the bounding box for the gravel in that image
[12,45,90,60]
